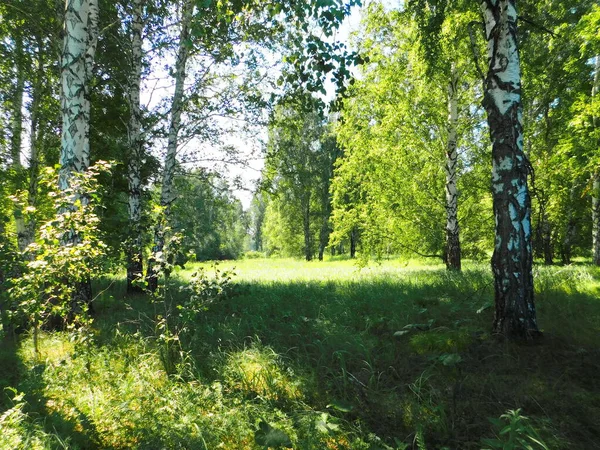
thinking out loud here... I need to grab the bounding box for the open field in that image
[2,258,600,449]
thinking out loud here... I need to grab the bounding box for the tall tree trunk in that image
[10,35,27,251]
[540,211,553,265]
[22,39,46,251]
[480,0,540,340]
[592,56,600,265]
[59,0,98,310]
[593,174,600,264]
[126,0,145,293]
[559,184,577,264]
[147,0,192,292]
[302,194,313,261]
[318,213,328,261]
[445,67,461,271]
[350,227,357,259]
[318,183,331,261]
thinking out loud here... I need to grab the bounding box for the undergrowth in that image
[1,258,600,449]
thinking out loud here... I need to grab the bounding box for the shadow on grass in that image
[89,266,600,448]
[4,265,600,449]
[0,338,103,449]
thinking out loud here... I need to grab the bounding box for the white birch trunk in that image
[126,0,145,292]
[83,0,99,175]
[10,35,27,251]
[22,42,46,250]
[445,66,461,270]
[591,56,600,265]
[160,1,192,212]
[59,0,91,191]
[481,0,539,339]
[59,0,97,309]
[147,0,193,291]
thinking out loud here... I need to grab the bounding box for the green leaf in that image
[393,330,411,337]
[254,421,293,448]
[439,353,462,366]
[326,399,353,412]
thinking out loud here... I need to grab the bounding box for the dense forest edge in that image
[1,0,600,448]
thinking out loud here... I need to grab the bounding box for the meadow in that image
[1,258,600,449]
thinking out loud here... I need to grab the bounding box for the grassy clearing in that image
[1,258,600,449]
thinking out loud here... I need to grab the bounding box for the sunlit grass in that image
[2,258,600,448]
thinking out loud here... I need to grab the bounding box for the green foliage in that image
[262,97,339,260]
[8,162,112,355]
[482,409,550,450]
[0,388,63,450]
[254,420,293,448]
[147,227,236,376]
[331,4,490,263]
[171,170,247,261]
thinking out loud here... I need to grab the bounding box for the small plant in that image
[179,263,235,323]
[148,228,235,376]
[9,163,111,357]
[0,388,60,449]
[482,409,550,450]
[254,420,293,449]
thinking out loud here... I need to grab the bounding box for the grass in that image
[1,257,600,449]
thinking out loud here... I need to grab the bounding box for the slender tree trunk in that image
[445,67,461,271]
[302,194,313,261]
[126,0,145,293]
[481,0,540,340]
[318,214,328,261]
[22,39,46,250]
[318,187,331,261]
[592,175,600,264]
[147,0,192,292]
[59,0,97,310]
[10,35,27,251]
[350,227,357,259]
[592,57,600,265]
[541,211,553,265]
[558,184,576,264]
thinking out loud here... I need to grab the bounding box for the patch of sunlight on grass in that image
[179,257,455,284]
[18,331,74,366]
[222,346,303,402]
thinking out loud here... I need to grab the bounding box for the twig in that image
[467,21,485,83]
[518,15,556,37]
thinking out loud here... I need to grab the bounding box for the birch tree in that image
[146,0,193,292]
[59,0,99,305]
[0,1,62,253]
[591,56,600,265]
[263,101,328,261]
[480,0,539,339]
[9,33,26,251]
[332,5,487,266]
[444,66,461,269]
[125,0,145,292]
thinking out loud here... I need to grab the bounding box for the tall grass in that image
[1,258,600,449]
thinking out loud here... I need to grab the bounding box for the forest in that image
[0,0,599,448]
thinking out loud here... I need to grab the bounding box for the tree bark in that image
[59,0,98,310]
[480,0,540,340]
[302,194,313,261]
[147,0,192,292]
[592,57,600,265]
[350,227,357,259]
[126,0,145,293]
[10,34,27,251]
[540,211,553,265]
[318,214,328,261]
[21,38,46,251]
[445,67,461,271]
